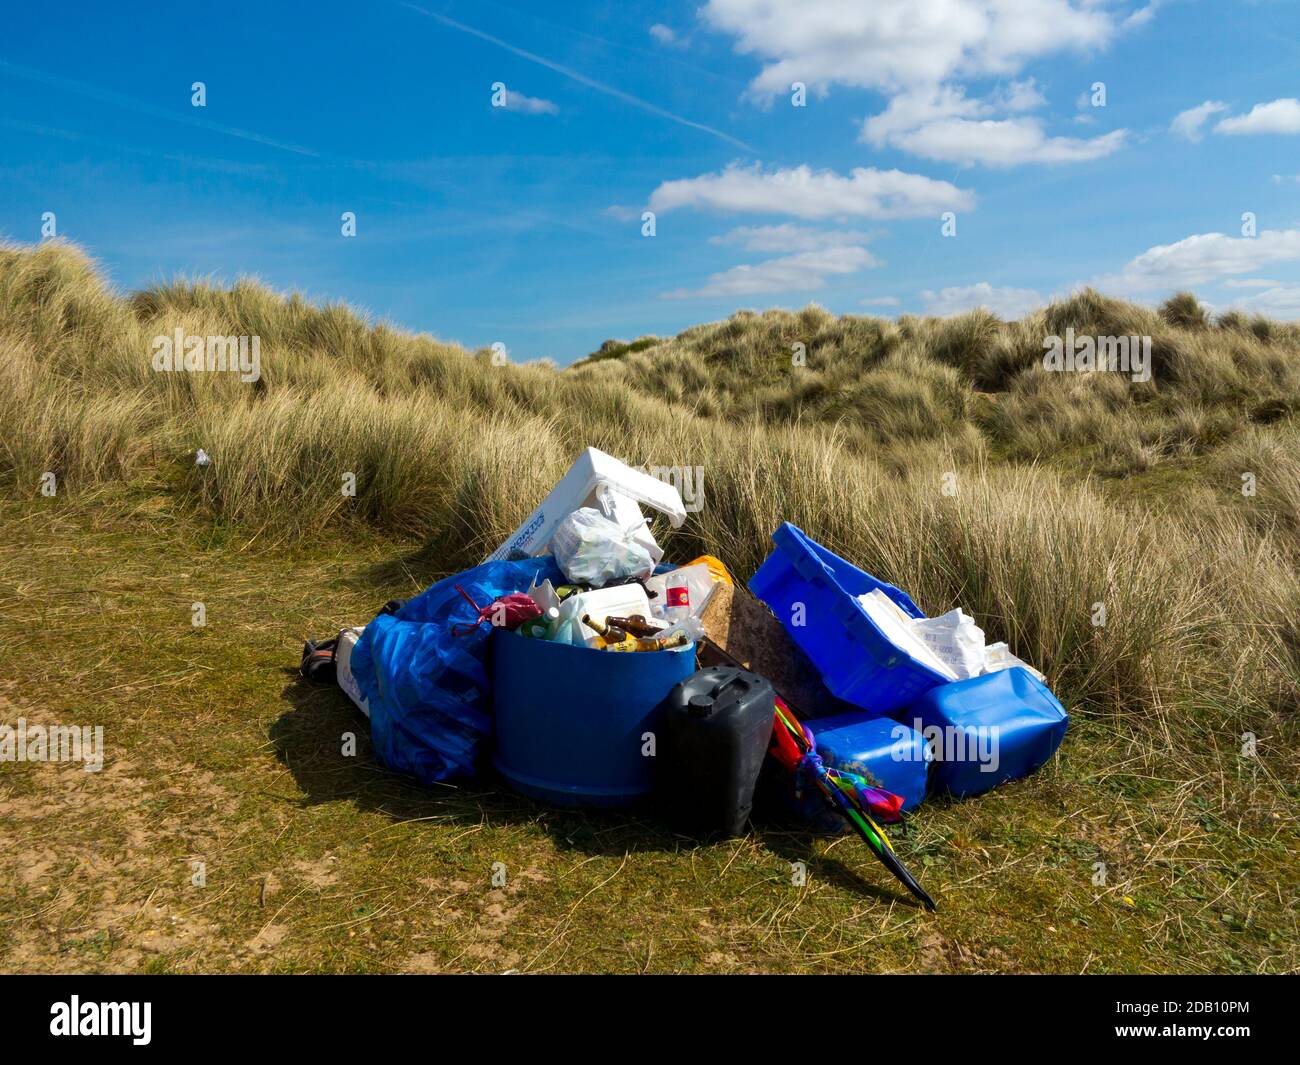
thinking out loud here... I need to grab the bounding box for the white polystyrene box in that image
[484,447,686,564]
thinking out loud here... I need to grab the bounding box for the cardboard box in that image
[697,581,846,719]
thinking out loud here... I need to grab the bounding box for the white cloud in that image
[1222,278,1282,290]
[499,90,559,115]
[1222,283,1300,320]
[865,105,1125,166]
[701,0,1120,98]
[703,1,1132,168]
[861,84,1124,167]
[1095,229,1300,291]
[1170,100,1228,142]
[649,24,683,47]
[1215,98,1300,136]
[862,85,983,136]
[648,163,974,220]
[664,243,878,299]
[998,79,1047,113]
[709,224,870,253]
[861,296,901,307]
[899,120,1122,167]
[921,282,1044,318]
[670,226,881,299]
[1272,173,1300,184]
[1123,1,1163,29]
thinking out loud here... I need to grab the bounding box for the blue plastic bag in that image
[350,556,563,784]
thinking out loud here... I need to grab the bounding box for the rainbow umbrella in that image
[770,697,936,911]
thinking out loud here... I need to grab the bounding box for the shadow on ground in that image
[271,673,916,908]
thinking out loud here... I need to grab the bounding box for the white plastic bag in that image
[982,642,1046,682]
[592,484,663,566]
[909,608,987,680]
[858,590,1047,683]
[550,507,654,585]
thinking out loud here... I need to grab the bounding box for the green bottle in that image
[519,606,560,639]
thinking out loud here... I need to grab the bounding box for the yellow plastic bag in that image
[686,555,734,587]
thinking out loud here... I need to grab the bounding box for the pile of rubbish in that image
[307,448,1069,910]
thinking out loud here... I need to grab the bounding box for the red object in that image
[666,586,690,608]
[451,588,541,636]
[856,785,905,823]
[767,702,804,769]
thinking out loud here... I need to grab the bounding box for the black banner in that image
[0,974,1285,1051]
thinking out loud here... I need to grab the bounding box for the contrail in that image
[0,59,320,157]
[399,3,754,153]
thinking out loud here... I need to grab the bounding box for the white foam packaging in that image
[483,448,687,565]
[550,584,653,648]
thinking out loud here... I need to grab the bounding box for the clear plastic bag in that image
[550,507,655,585]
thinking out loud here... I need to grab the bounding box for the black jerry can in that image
[657,666,776,839]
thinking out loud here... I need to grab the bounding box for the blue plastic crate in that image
[748,522,949,716]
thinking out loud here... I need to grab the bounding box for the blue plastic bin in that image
[490,628,697,808]
[902,666,1068,797]
[748,523,949,716]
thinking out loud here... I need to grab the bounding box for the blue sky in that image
[1,0,1298,363]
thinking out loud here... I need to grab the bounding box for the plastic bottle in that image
[662,580,692,624]
[654,615,705,645]
[645,563,716,622]
[518,606,560,639]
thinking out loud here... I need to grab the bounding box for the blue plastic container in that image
[490,628,697,808]
[902,666,1068,797]
[777,712,930,832]
[809,712,931,810]
[748,523,949,716]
